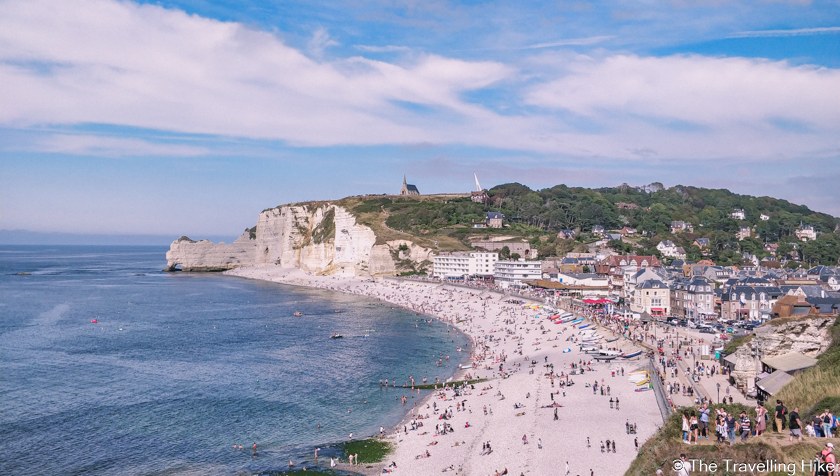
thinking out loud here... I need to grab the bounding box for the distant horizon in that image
[0,229,239,246]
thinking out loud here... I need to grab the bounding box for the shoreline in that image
[224,266,661,476]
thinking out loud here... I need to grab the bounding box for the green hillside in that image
[340,183,840,265]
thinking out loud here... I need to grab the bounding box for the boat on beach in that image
[622,351,642,359]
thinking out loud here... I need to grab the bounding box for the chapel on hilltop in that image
[400,176,420,196]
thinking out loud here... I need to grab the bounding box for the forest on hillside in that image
[351,183,840,266]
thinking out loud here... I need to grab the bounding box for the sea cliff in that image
[165,203,434,276]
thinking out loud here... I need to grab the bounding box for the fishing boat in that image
[622,351,642,359]
[330,333,344,339]
[578,324,591,330]
[605,337,619,343]
[593,355,618,361]
[294,311,302,316]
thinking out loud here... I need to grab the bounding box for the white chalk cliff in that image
[165,204,434,277]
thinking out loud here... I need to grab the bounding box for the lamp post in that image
[717,382,721,404]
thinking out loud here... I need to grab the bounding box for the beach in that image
[225,266,662,476]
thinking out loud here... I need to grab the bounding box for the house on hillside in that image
[557,229,576,239]
[486,212,504,228]
[795,223,817,241]
[471,190,489,204]
[592,225,605,235]
[730,209,746,220]
[619,227,637,235]
[657,240,686,259]
[671,220,694,234]
[760,214,770,221]
[693,238,710,248]
[736,226,752,241]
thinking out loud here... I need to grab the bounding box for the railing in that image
[648,357,673,423]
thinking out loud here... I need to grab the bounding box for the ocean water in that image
[0,246,468,475]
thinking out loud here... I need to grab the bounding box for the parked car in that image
[699,327,715,334]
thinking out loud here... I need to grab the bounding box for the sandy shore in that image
[225,266,661,476]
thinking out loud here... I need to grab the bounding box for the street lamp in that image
[716,382,720,404]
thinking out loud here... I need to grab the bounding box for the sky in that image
[1,0,838,241]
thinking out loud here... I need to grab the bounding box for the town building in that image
[795,223,817,241]
[730,209,746,220]
[432,252,498,279]
[486,212,504,228]
[472,241,538,259]
[760,214,770,221]
[720,284,783,321]
[657,240,686,259]
[736,226,752,241]
[693,238,710,249]
[670,220,694,234]
[670,278,716,320]
[470,173,489,203]
[557,229,576,239]
[494,259,543,288]
[596,254,663,299]
[399,176,420,196]
[631,280,670,316]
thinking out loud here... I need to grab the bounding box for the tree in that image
[510,253,521,260]
[582,265,591,273]
[800,233,840,266]
[500,246,510,259]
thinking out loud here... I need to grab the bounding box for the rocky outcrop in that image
[755,316,835,358]
[164,233,257,271]
[165,204,434,277]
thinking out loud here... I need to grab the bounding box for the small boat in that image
[605,337,619,343]
[622,351,642,359]
[459,364,472,369]
[91,319,98,323]
[634,387,652,392]
[334,310,342,313]
[330,333,344,339]
[294,311,302,316]
[593,355,618,361]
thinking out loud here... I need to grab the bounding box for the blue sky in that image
[1,0,838,240]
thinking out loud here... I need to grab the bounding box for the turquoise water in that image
[0,246,468,475]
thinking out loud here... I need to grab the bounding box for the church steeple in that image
[403,175,407,186]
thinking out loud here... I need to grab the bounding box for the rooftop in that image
[761,352,818,373]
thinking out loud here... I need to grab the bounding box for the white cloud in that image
[354,45,412,52]
[307,26,339,57]
[522,36,614,49]
[0,0,520,148]
[34,134,210,158]
[524,54,840,159]
[0,0,838,163]
[730,26,840,38]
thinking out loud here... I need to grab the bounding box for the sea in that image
[0,245,469,475]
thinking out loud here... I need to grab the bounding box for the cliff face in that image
[755,316,835,358]
[165,204,434,277]
[165,234,257,271]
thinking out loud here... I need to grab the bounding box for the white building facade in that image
[494,259,543,288]
[432,252,498,279]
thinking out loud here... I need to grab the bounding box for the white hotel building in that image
[493,259,543,288]
[432,252,498,279]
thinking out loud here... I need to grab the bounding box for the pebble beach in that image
[225,266,662,476]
